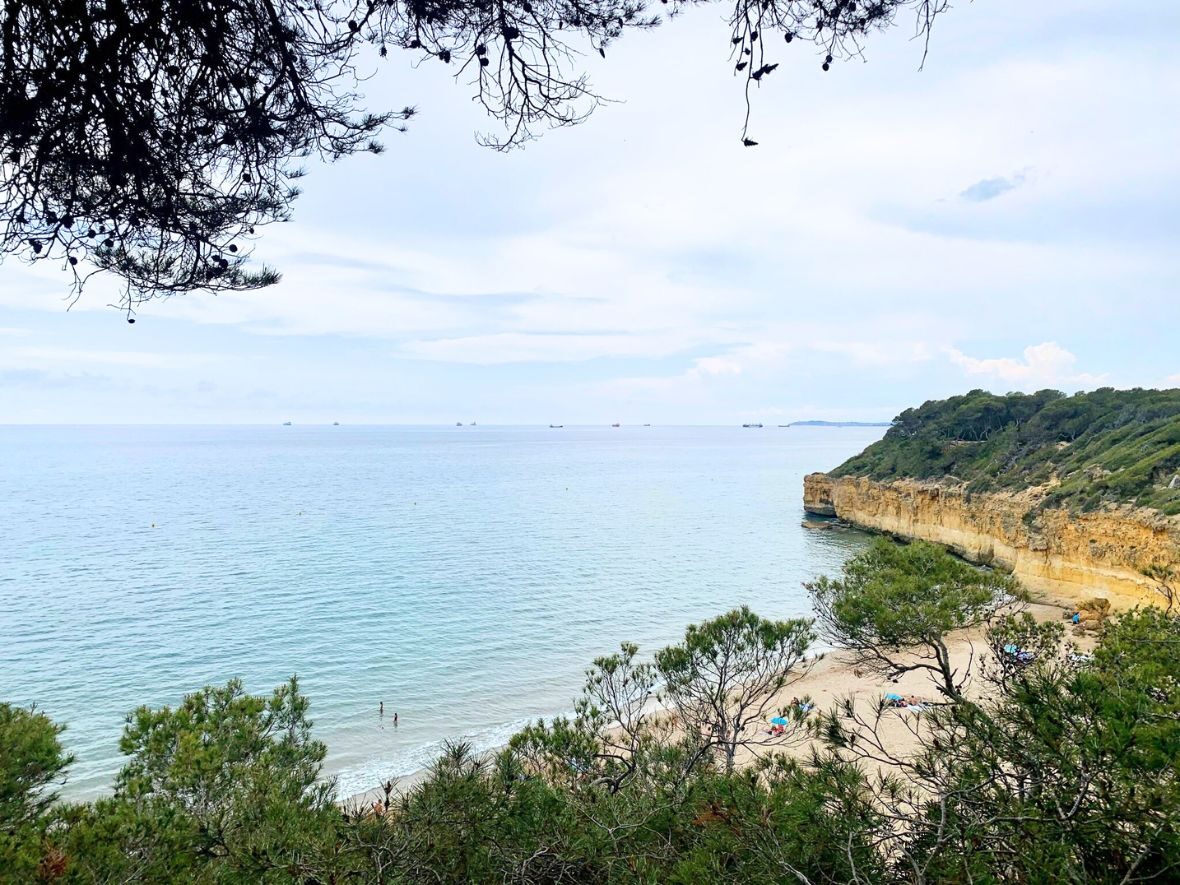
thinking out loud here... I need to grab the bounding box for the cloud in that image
[947,342,1106,389]
[5,347,220,369]
[959,170,1028,203]
[0,368,116,389]
[690,356,743,377]
[810,339,938,368]
[0,0,1177,423]
[395,331,709,364]
[598,328,941,402]
[598,359,741,401]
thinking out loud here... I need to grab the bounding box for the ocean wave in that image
[333,712,571,800]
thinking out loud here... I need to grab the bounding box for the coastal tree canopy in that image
[812,607,1180,882]
[807,537,1019,702]
[4,523,1180,884]
[655,606,815,772]
[0,703,70,839]
[4,604,1178,881]
[0,0,951,310]
[511,608,815,794]
[50,677,342,882]
[0,705,69,878]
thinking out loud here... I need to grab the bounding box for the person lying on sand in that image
[1002,643,1037,665]
[884,692,931,710]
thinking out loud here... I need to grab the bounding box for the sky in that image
[1,0,1178,424]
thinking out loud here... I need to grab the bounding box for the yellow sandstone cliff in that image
[803,473,1180,607]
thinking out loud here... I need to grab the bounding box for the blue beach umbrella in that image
[770,716,789,726]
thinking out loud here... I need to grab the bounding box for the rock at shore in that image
[803,472,1179,608]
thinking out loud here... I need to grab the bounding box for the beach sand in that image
[735,599,1081,768]
[347,597,1097,808]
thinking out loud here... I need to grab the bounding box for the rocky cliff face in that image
[804,473,1180,607]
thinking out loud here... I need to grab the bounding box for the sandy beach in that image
[346,593,1109,809]
[739,598,1082,768]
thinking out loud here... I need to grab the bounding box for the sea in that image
[0,424,884,800]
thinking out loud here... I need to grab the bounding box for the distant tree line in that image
[3,539,1178,882]
[833,387,1180,515]
[0,0,951,310]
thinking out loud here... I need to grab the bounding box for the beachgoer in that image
[393,711,398,726]
[379,701,384,716]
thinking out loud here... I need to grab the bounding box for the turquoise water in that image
[0,424,882,799]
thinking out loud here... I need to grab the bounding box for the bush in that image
[3,602,1177,882]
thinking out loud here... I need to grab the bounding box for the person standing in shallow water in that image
[379,701,384,716]
[393,711,398,726]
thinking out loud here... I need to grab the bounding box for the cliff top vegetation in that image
[831,388,1180,515]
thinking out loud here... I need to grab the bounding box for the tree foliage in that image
[510,640,668,794]
[833,387,1180,515]
[807,537,1018,701]
[1,0,952,308]
[656,606,815,772]
[510,607,814,802]
[4,567,1177,882]
[44,677,342,882]
[831,608,1180,882]
[0,704,72,880]
[0,703,70,830]
[371,739,885,882]
[1144,563,1178,615]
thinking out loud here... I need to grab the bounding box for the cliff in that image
[804,473,1180,607]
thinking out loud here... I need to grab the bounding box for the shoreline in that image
[344,596,1080,808]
